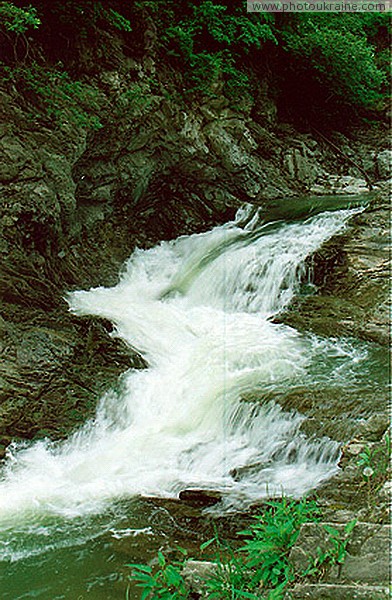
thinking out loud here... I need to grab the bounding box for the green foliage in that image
[303,520,357,579]
[357,433,391,498]
[129,5,388,114]
[200,531,255,599]
[237,497,321,590]
[357,434,390,475]
[128,549,190,599]
[127,497,324,600]
[103,7,132,32]
[33,0,132,33]
[136,0,276,97]
[1,3,388,118]
[2,62,103,129]
[0,1,40,33]
[281,15,388,110]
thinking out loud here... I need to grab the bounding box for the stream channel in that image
[0,194,388,599]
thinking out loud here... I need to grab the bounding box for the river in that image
[0,197,386,598]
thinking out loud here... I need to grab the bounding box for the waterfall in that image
[0,205,365,538]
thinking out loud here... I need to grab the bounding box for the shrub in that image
[0,1,40,33]
[2,61,103,129]
[283,22,386,108]
[135,0,276,96]
[280,14,388,112]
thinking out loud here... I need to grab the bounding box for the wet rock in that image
[16,328,75,370]
[0,312,146,446]
[179,489,222,508]
[140,495,255,546]
[376,149,392,179]
[261,387,389,444]
[357,414,390,442]
[230,461,271,481]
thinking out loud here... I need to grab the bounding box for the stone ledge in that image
[285,583,390,599]
[289,523,391,585]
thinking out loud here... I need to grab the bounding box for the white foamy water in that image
[0,206,364,532]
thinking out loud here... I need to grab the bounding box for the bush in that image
[0,1,40,33]
[135,0,276,96]
[2,61,103,129]
[281,15,387,109]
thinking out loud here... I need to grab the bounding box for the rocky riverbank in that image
[278,185,390,347]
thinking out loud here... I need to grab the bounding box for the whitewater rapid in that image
[0,205,365,528]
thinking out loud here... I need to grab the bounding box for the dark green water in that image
[1,499,190,600]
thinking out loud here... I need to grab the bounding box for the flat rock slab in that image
[285,583,390,599]
[290,522,391,585]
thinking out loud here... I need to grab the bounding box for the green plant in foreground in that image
[127,549,190,600]
[357,433,391,501]
[200,530,255,599]
[357,434,390,477]
[236,497,321,592]
[127,497,323,599]
[303,520,357,580]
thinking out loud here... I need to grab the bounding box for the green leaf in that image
[344,520,357,535]
[127,563,153,574]
[200,537,216,551]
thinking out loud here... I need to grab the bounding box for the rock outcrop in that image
[279,186,390,347]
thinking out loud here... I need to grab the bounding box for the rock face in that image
[0,313,146,454]
[286,522,391,599]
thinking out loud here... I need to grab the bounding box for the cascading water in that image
[0,202,372,585]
